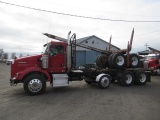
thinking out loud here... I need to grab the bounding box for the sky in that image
[0,0,160,55]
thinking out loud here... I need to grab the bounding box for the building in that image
[75,35,120,67]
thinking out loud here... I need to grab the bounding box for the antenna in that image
[144,43,149,50]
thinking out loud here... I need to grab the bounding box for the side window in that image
[50,45,64,56]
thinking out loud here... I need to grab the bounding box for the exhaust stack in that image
[67,31,72,72]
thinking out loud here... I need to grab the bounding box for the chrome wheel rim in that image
[131,56,138,66]
[28,79,42,92]
[116,56,124,66]
[101,77,109,87]
[140,73,146,83]
[125,74,132,84]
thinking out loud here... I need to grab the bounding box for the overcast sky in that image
[0,0,160,54]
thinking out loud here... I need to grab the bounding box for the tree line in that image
[0,49,29,60]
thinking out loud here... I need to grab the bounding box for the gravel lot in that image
[0,63,160,120]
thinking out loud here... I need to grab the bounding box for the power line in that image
[0,1,160,22]
[112,29,160,38]
[41,1,160,18]
[135,29,160,36]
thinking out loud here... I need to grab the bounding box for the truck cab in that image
[43,41,67,73]
[10,41,71,95]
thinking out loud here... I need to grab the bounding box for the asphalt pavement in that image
[0,63,160,120]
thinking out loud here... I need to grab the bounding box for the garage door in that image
[86,51,100,64]
[76,51,86,67]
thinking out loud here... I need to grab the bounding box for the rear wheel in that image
[119,71,134,87]
[129,54,140,68]
[24,74,46,95]
[135,70,148,85]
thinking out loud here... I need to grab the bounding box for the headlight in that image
[12,73,19,80]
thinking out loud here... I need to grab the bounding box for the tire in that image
[108,53,115,68]
[129,54,140,68]
[119,71,134,87]
[96,54,108,68]
[96,55,102,68]
[114,72,122,83]
[112,53,126,69]
[111,79,116,83]
[135,70,149,85]
[98,75,111,89]
[99,54,107,68]
[24,74,46,95]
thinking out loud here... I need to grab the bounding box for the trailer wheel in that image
[119,71,134,87]
[112,53,126,69]
[129,54,140,68]
[135,70,148,85]
[96,55,103,68]
[108,53,115,68]
[97,74,111,89]
[96,55,101,67]
[96,54,108,68]
[24,74,46,95]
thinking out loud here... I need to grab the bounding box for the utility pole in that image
[144,43,149,51]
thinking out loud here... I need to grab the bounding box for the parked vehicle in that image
[144,53,160,75]
[6,59,13,65]
[10,29,151,95]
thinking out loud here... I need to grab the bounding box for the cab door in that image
[49,45,66,73]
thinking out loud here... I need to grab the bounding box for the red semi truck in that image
[143,47,160,75]
[10,30,151,95]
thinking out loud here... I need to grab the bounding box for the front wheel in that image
[24,74,46,95]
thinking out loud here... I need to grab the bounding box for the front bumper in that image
[10,79,15,86]
[10,78,22,86]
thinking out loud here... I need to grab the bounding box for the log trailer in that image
[10,29,151,95]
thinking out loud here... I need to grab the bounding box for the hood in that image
[145,58,158,62]
[11,54,43,78]
[15,54,42,64]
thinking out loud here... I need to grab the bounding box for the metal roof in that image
[77,35,120,50]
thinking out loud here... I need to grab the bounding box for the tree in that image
[11,53,16,59]
[3,53,8,59]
